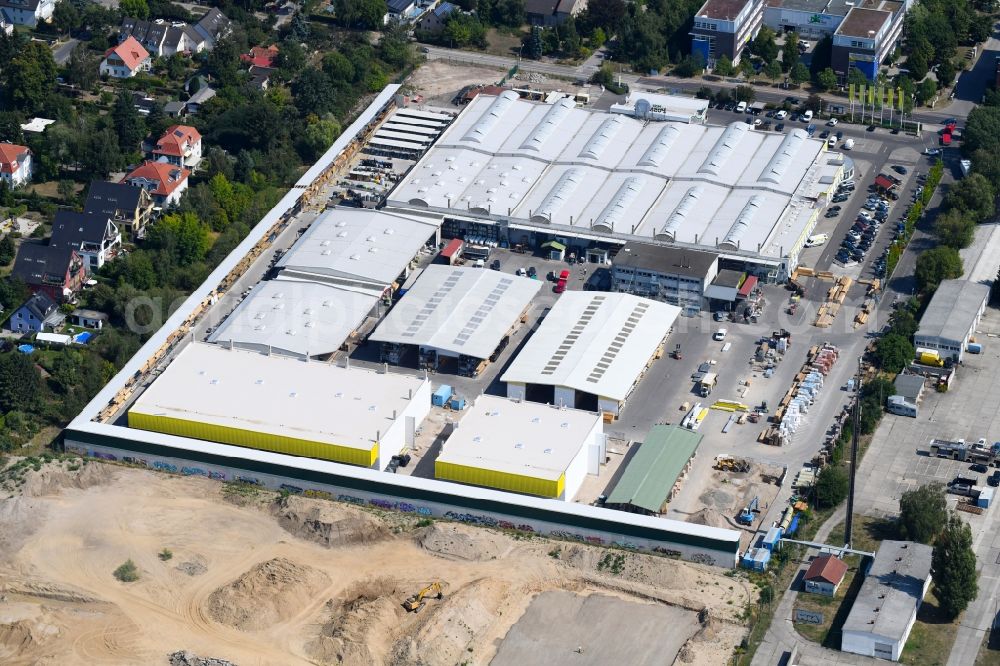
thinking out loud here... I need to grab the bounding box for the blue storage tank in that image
[432,385,453,407]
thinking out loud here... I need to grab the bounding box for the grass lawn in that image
[900,590,960,666]
[792,554,864,647]
[484,27,527,59]
[826,514,898,554]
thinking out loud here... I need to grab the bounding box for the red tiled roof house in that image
[0,142,32,189]
[803,554,849,597]
[100,36,151,78]
[122,161,190,207]
[151,125,202,168]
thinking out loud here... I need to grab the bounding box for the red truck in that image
[554,269,570,293]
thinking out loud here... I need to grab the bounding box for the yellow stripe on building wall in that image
[435,460,564,498]
[128,411,378,467]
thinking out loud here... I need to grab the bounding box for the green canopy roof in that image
[541,240,566,251]
[605,425,702,514]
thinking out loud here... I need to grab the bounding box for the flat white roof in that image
[388,93,834,261]
[375,129,432,144]
[502,292,680,401]
[381,122,442,136]
[394,108,454,122]
[276,207,440,290]
[369,265,540,359]
[207,280,377,358]
[438,395,600,480]
[130,343,425,452]
[610,91,709,120]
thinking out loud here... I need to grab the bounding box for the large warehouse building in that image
[435,395,604,500]
[605,425,702,515]
[368,264,540,374]
[275,207,441,296]
[385,92,845,280]
[128,343,431,469]
[913,279,990,363]
[502,292,679,416]
[208,280,378,359]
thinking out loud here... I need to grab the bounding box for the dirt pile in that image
[206,557,331,631]
[391,579,509,666]
[687,508,731,530]
[0,620,40,654]
[20,460,114,498]
[417,523,513,561]
[308,578,408,665]
[176,556,208,577]
[271,496,390,548]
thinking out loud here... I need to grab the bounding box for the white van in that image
[802,110,813,122]
[735,101,748,113]
[843,138,855,150]
[805,234,829,247]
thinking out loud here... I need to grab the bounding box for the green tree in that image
[739,57,755,81]
[111,90,146,151]
[815,465,849,508]
[526,25,543,60]
[750,26,779,63]
[937,59,957,88]
[0,352,42,413]
[916,77,938,105]
[945,173,995,223]
[3,42,58,114]
[276,39,307,79]
[292,68,336,118]
[336,0,386,30]
[847,67,868,88]
[873,333,915,373]
[932,513,978,620]
[734,84,755,103]
[52,0,81,34]
[907,52,929,80]
[915,246,963,293]
[66,44,98,89]
[782,32,798,72]
[889,307,918,339]
[963,106,1000,157]
[934,208,976,248]
[899,484,948,544]
[763,60,782,84]
[298,118,342,161]
[713,54,735,76]
[790,61,810,85]
[0,235,14,266]
[673,55,704,78]
[816,67,838,91]
[146,212,211,266]
[120,0,149,19]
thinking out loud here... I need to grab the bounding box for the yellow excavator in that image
[402,582,444,612]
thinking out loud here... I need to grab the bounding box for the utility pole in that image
[845,357,862,547]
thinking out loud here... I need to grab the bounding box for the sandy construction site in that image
[0,458,753,665]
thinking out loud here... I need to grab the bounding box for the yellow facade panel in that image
[128,411,377,467]
[434,460,564,498]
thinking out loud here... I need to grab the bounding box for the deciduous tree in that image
[899,484,948,544]
[915,246,963,293]
[932,513,978,620]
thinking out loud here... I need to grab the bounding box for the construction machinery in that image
[714,456,751,473]
[402,582,443,612]
[737,497,760,526]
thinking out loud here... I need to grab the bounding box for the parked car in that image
[775,109,788,120]
[713,328,728,341]
[971,463,989,474]
[802,110,814,122]
[775,122,785,131]
[827,118,838,127]
[892,165,908,175]
[989,471,1000,487]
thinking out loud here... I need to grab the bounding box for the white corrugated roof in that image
[438,395,600,480]
[130,343,426,452]
[276,207,440,290]
[388,94,834,261]
[502,292,680,401]
[369,265,541,359]
[207,280,376,358]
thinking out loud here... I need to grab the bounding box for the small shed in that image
[71,308,109,329]
[977,487,994,509]
[762,526,782,551]
[541,240,566,261]
[432,384,453,407]
[803,554,848,597]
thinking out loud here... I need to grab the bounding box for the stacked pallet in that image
[764,344,840,445]
[814,276,852,327]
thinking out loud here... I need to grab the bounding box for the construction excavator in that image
[402,582,444,612]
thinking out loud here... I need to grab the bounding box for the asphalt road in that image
[51,38,79,66]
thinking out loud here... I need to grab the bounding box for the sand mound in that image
[308,578,409,665]
[271,496,390,548]
[176,557,208,577]
[391,579,509,666]
[168,650,238,666]
[418,523,512,561]
[687,508,731,530]
[0,620,40,654]
[206,557,331,631]
[20,460,114,498]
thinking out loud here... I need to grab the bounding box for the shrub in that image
[113,559,139,582]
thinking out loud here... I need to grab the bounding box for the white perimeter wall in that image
[562,418,601,501]
[378,378,432,468]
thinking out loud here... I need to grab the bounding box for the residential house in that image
[191,7,232,50]
[241,44,280,68]
[49,210,122,273]
[248,66,274,91]
[132,91,158,116]
[803,555,848,597]
[12,242,87,301]
[526,0,584,26]
[119,17,203,57]
[384,0,417,24]
[163,101,187,118]
[0,0,56,27]
[417,1,458,33]
[100,36,151,78]
[70,308,109,329]
[84,180,155,240]
[151,125,202,169]
[122,161,190,207]
[7,292,64,333]
[0,143,32,189]
[185,86,216,114]
[1,16,13,34]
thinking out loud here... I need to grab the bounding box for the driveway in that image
[51,38,79,66]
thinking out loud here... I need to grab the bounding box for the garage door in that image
[874,642,894,659]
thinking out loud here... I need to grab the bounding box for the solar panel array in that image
[586,300,649,384]
[401,270,462,338]
[452,277,513,347]
[541,295,606,376]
